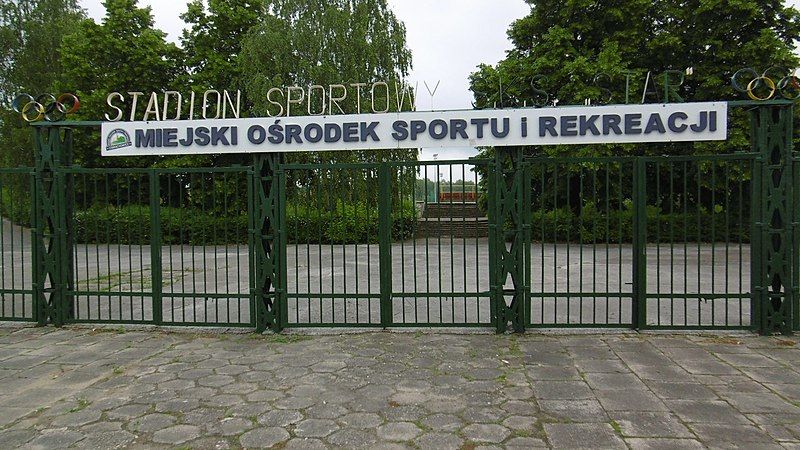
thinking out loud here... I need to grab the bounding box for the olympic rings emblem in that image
[11,93,80,122]
[731,67,800,101]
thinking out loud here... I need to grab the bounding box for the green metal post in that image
[632,158,648,329]
[378,163,393,328]
[794,156,800,332]
[750,104,796,335]
[278,166,288,330]
[752,154,764,333]
[251,153,285,333]
[149,169,163,324]
[490,147,527,333]
[32,127,73,327]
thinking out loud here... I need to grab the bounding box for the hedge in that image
[525,205,750,244]
[73,201,417,245]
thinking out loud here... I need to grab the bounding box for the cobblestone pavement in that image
[0,326,799,449]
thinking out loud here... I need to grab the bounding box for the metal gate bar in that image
[641,154,757,329]
[524,157,635,328]
[0,169,36,322]
[389,161,491,327]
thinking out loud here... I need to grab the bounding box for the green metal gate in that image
[0,102,795,335]
[520,155,757,330]
[281,160,492,328]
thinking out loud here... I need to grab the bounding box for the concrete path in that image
[0,326,798,449]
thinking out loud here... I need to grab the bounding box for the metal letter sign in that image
[101,102,727,156]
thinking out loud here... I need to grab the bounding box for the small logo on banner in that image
[106,129,132,151]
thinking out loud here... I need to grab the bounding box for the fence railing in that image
[0,154,787,332]
[2,103,797,335]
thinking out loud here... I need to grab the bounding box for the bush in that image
[527,204,750,244]
[72,201,417,245]
[286,201,416,244]
[0,185,33,227]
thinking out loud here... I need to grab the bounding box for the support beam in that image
[251,153,286,333]
[32,127,73,326]
[490,147,529,333]
[751,104,797,335]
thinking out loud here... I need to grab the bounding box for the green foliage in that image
[0,0,84,168]
[528,205,749,244]
[239,0,416,165]
[287,200,416,244]
[181,0,263,92]
[71,201,416,245]
[0,184,32,226]
[55,0,182,168]
[469,0,800,157]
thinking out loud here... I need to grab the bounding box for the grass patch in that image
[259,334,313,344]
[69,398,91,413]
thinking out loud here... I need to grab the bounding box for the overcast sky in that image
[80,0,799,161]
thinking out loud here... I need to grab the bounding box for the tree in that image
[0,0,83,167]
[468,0,800,217]
[239,0,416,203]
[469,0,800,157]
[239,0,414,165]
[56,0,182,168]
[180,0,263,91]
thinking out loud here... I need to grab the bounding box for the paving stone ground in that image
[0,325,799,449]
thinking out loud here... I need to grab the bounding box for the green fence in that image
[0,102,796,335]
[521,155,756,329]
[0,168,35,322]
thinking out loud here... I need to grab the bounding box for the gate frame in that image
[25,100,798,335]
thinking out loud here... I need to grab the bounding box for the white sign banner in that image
[101,102,728,156]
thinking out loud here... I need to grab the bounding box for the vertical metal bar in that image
[632,158,647,329]
[378,163,393,328]
[149,169,162,324]
[30,170,39,323]
[794,155,800,331]
[752,147,763,332]
[669,162,675,326]
[578,168,584,324]
[711,163,717,325]
[523,161,532,328]
[656,161,661,326]
[247,167,256,327]
[696,162,702,325]
[487,158,500,332]
[277,164,288,330]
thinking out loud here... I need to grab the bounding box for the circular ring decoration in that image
[21,101,44,123]
[747,76,776,101]
[10,92,80,122]
[35,93,56,105]
[731,68,759,93]
[44,102,67,122]
[777,76,800,100]
[732,68,800,101]
[56,93,80,114]
[12,94,34,113]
